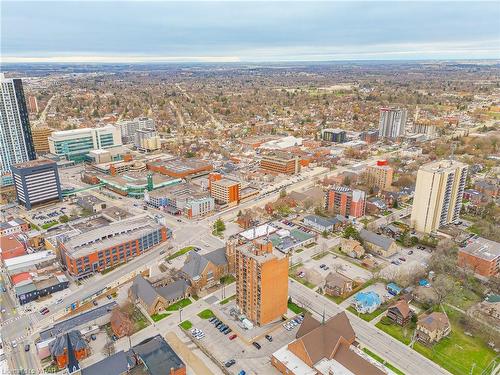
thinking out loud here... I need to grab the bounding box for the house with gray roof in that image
[359,229,398,257]
[180,247,229,293]
[129,275,190,315]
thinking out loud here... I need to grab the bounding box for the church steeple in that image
[66,333,81,375]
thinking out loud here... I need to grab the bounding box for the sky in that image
[2,1,500,63]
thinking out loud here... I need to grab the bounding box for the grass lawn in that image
[362,348,405,375]
[295,248,304,253]
[41,221,58,229]
[166,298,192,311]
[151,312,170,322]
[445,288,482,310]
[375,318,414,345]
[167,246,195,260]
[220,295,236,305]
[197,309,215,319]
[413,307,497,375]
[179,320,193,330]
[220,274,235,284]
[304,242,317,248]
[347,306,386,322]
[325,293,345,304]
[130,307,150,332]
[288,301,304,314]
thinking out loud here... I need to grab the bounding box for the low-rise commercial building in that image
[59,216,170,278]
[0,218,30,236]
[144,182,214,218]
[458,237,500,279]
[11,159,62,209]
[0,234,27,260]
[12,272,69,305]
[147,157,213,179]
[208,173,240,205]
[321,128,347,143]
[260,152,301,175]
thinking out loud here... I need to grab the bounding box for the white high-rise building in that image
[378,107,407,140]
[117,117,155,143]
[0,73,36,186]
[411,160,468,234]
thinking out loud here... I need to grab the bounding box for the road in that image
[289,280,450,375]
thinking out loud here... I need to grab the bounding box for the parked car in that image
[24,344,30,352]
[252,342,261,350]
[91,334,96,341]
[40,307,49,315]
[265,335,273,342]
[238,371,246,375]
[408,250,413,255]
[224,359,236,368]
[319,264,326,269]
[229,334,237,340]
[93,300,98,306]
[107,295,113,300]
[399,257,406,262]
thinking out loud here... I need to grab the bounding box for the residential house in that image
[386,300,412,326]
[324,272,353,297]
[272,312,389,375]
[415,312,451,344]
[352,291,382,314]
[303,215,338,232]
[359,229,399,257]
[339,238,365,259]
[366,197,387,215]
[180,248,229,294]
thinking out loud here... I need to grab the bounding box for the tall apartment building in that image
[208,173,240,205]
[48,125,122,162]
[11,159,62,209]
[321,128,347,143]
[324,186,366,218]
[0,73,36,186]
[59,216,170,278]
[230,239,288,326]
[135,128,160,151]
[260,152,300,175]
[32,127,53,154]
[411,160,468,233]
[378,107,407,140]
[412,122,437,137]
[365,160,394,191]
[117,117,155,143]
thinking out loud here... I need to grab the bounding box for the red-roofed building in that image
[11,272,33,286]
[0,235,27,260]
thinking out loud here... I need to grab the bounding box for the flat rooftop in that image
[12,159,56,169]
[239,223,278,241]
[62,216,163,258]
[420,159,467,173]
[460,237,500,261]
[148,158,212,174]
[148,182,209,200]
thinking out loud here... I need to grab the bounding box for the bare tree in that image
[432,275,456,305]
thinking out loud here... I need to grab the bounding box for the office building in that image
[135,128,161,151]
[260,152,301,175]
[117,117,155,143]
[31,127,53,154]
[410,160,467,233]
[11,159,62,209]
[48,125,122,162]
[365,160,394,191]
[59,216,170,278]
[147,157,213,179]
[324,186,366,218]
[230,239,288,326]
[321,128,347,143]
[208,173,240,205]
[0,73,36,186]
[378,107,407,140]
[458,237,500,279]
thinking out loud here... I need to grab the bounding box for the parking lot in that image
[187,312,299,375]
[380,246,431,279]
[304,253,373,284]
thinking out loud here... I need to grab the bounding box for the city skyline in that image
[2,1,500,63]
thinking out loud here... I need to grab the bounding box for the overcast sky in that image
[2,1,500,62]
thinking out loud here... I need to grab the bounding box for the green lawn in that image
[325,293,345,304]
[130,307,150,332]
[41,221,58,229]
[197,309,215,319]
[220,274,236,284]
[375,318,414,345]
[304,242,316,248]
[151,312,170,322]
[413,307,497,375]
[179,320,193,330]
[295,248,304,253]
[220,295,236,305]
[362,348,405,375]
[166,298,192,311]
[288,301,304,314]
[167,246,195,260]
[347,305,386,322]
